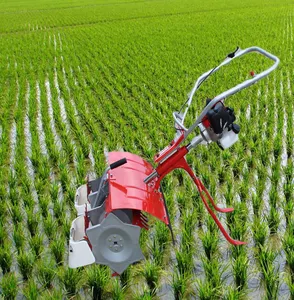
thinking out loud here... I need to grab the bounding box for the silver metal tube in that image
[173,46,280,137]
[186,135,204,151]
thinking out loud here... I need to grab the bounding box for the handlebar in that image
[173,46,280,137]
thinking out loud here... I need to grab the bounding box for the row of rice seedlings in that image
[55,60,90,158]
[47,71,75,163]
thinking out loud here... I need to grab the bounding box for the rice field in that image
[0,0,293,298]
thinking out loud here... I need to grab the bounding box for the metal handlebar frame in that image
[173,46,280,139]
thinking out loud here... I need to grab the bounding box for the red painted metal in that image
[154,132,184,163]
[106,152,169,225]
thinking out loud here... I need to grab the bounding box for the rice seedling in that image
[40,288,64,299]
[0,272,18,300]
[26,208,40,237]
[43,214,58,241]
[85,264,110,300]
[120,267,131,289]
[171,269,193,300]
[58,266,83,297]
[111,277,126,300]
[13,224,25,252]
[50,236,65,265]
[252,217,268,248]
[23,279,39,300]
[0,241,13,274]
[223,286,245,300]
[196,279,219,300]
[29,233,44,257]
[39,195,50,218]
[36,259,56,289]
[137,259,162,295]
[0,221,7,245]
[10,203,23,224]
[17,251,35,281]
[200,230,218,260]
[252,194,263,216]
[232,252,249,291]
[267,206,279,235]
[202,256,225,289]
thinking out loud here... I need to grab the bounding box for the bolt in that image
[113,235,116,238]
[120,238,122,241]
[109,245,112,248]
[108,238,112,242]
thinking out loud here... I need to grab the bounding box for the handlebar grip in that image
[110,158,127,170]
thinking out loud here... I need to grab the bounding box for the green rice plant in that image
[0,221,7,245]
[59,161,70,192]
[23,279,39,300]
[61,217,71,242]
[232,252,249,291]
[196,279,219,300]
[137,259,161,295]
[53,200,65,221]
[120,266,131,289]
[176,250,193,276]
[50,236,65,265]
[29,233,44,257]
[50,182,60,202]
[271,161,281,187]
[202,256,224,288]
[36,259,56,289]
[238,181,249,203]
[269,187,278,209]
[111,277,126,300]
[0,272,18,300]
[13,224,25,252]
[284,200,294,225]
[273,136,282,160]
[26,208,40,236]
[85,264,110,300]
[40,288,64,299]
[284,160,293,185]
[192,193,204,226]
[9,187,19,206]
[283,232,294,275]
[0,241,13,274]
[17,251,35,281]
[224,182,234,207]
[252,194,262,216]
[34,177,46,196]
[44,214,58,241]
[133,288,154,300]
[171,269,193,300]
[261,263,280,299]
[284,182,293,204]
[22,194,35,210]
[223,286,244,300]
[10,203,23,224]
[252,217,268,248]
[150,239,164,266]
[39,194,50,218]
[58,266,83,297]
[200,230,218,260]
[267,207,279,235]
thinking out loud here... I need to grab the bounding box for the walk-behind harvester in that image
[68,47,279,275]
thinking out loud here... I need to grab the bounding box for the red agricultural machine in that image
[68,47,279,275]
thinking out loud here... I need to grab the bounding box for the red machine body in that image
[106,152,169,226]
